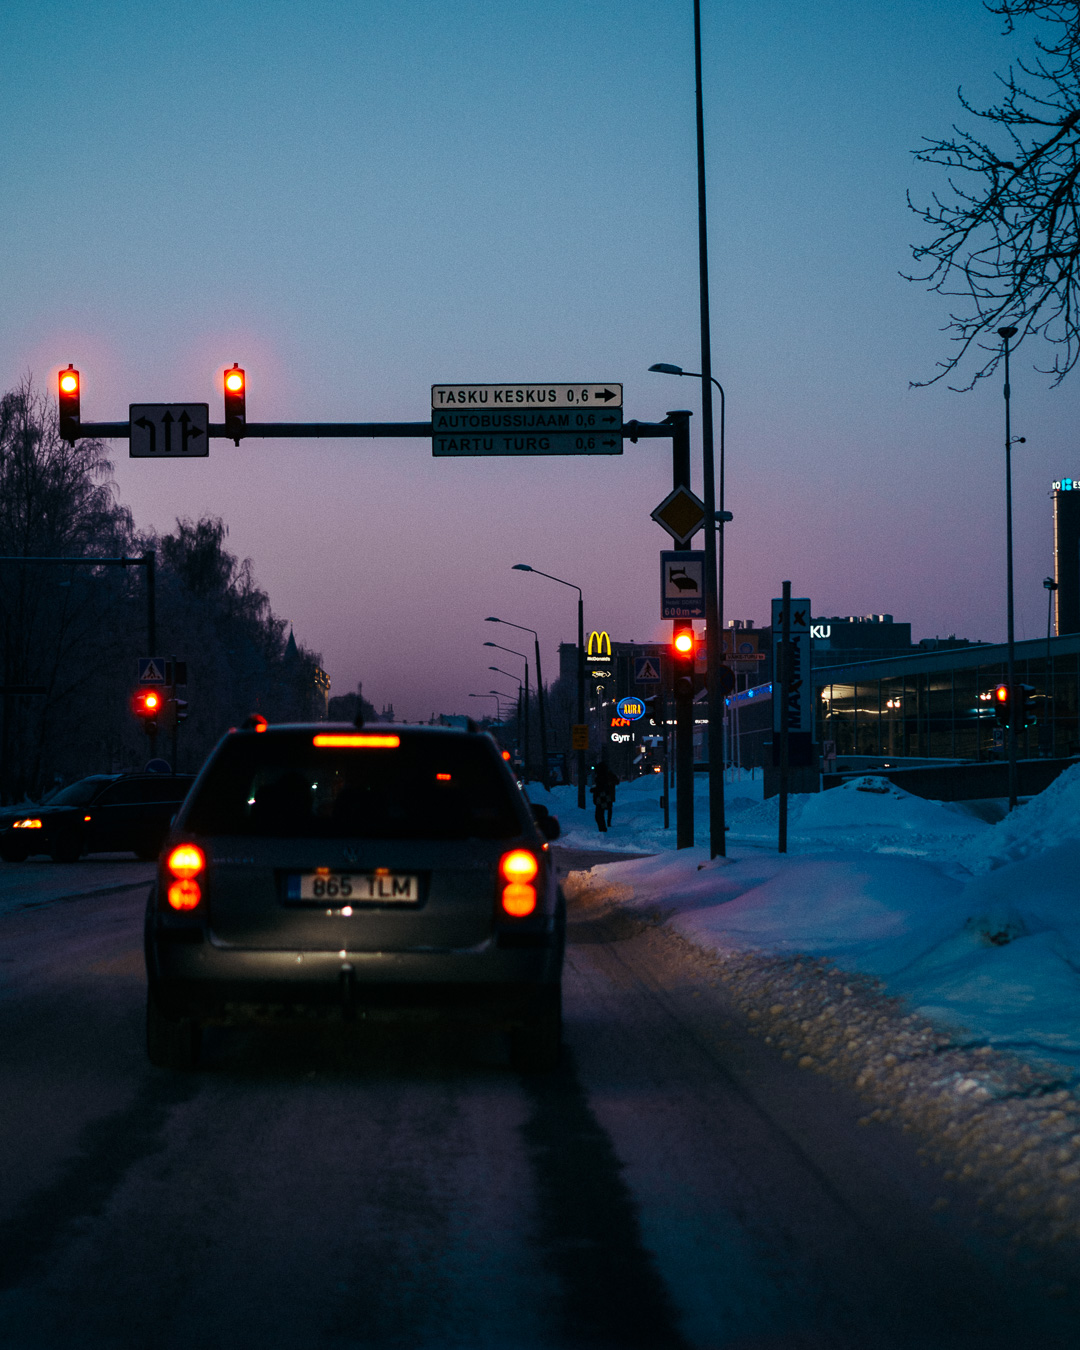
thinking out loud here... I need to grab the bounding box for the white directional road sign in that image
[431,384,623,456]
[661,550,706,619]
[432,384,622,409]
[433,431,621,456]
[432,406,622,434]
[771,596,813,737]
[129,404,209,458]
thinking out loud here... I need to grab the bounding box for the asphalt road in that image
[0,850,1075,1349]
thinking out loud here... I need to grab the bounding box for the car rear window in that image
[183,733,526,841]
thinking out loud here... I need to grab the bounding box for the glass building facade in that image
[815,633,1080,761]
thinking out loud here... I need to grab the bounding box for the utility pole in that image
[778,580,791,854]
[998,326,1020,810]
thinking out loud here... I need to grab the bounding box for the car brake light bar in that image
[312,734,400,748]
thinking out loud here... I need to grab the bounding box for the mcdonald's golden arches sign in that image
[586,631,612,662]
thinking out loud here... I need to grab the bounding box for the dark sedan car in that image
[0,773,196,863]
[145,721,563,1071]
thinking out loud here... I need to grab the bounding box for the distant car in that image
[144,722,564,1072]
[0,773,196,863]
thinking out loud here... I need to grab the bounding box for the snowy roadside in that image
[538,764,1080,1249]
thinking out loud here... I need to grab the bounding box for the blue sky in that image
[2,0,1076,717]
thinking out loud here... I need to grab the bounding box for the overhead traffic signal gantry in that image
[223,364,246,445]
[58,365,80,443]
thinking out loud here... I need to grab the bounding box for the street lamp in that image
[489,688,517,722]
[649,362,728,857]
[512,565,586,809]
[998,325,1024,810]
[1044,575,1058,753]
[489,666,524,764]
[486,615,551,789]
[484,641,530,779]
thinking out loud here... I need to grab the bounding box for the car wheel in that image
[146,988,202,1070]
[0,839,30,863]
[50,835,82,864]
[510,983,562,1072]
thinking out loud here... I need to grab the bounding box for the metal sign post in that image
[771,587,812,854]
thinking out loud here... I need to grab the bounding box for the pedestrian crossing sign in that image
[138,657,166,684]
[634,657,661,683]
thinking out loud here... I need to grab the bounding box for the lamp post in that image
[485,616,550,788]
[638,0,727,857]
[649,362,729,857]
[484,641,530,778]
[1044,575,1058,756]
[489,667,524,765]
[489,688,517,725]
[998,326,1023,811]
[512,565,585,809]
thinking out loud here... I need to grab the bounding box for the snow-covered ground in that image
[533,766,1080,1066]
[533,765,1080,1247]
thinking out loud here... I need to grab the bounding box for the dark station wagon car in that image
[0,773,196,863]
[144,721,564,1071]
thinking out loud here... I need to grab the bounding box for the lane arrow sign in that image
[133,416,156,454]
[179,410,204,454]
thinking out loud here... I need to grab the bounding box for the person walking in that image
[591,760,618,834]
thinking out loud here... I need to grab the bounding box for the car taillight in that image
[166,843,205,911]
[499,849,538,917]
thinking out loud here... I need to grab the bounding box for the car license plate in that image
[286,872,419,904]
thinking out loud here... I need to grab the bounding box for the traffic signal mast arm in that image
[68,419,436,441]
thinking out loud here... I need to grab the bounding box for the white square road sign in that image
[770,597,812,632]
[129,404,209,458]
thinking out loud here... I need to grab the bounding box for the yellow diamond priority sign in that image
[650,485,706,545]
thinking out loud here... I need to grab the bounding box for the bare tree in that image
[0,379,136,799]
[908,1,1080,386]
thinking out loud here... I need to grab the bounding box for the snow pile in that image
[730,774,987,857]
[578,844,1080,1063]
[560,763,1080,1245]
[951,760,1080,874]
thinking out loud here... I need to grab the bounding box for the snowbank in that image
[558,761,1080,1245]
[951,760,1080,874]
[543,762,1080,1059]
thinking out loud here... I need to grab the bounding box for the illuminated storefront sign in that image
[586,630,612,662]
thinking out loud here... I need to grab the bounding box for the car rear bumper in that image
[147,926,563,1023]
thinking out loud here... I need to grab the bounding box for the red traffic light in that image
[672,623,695,701]
[223,363,246,444]
[58,365,80,442]
[993,683,1011,727]
[132,688,162,720]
